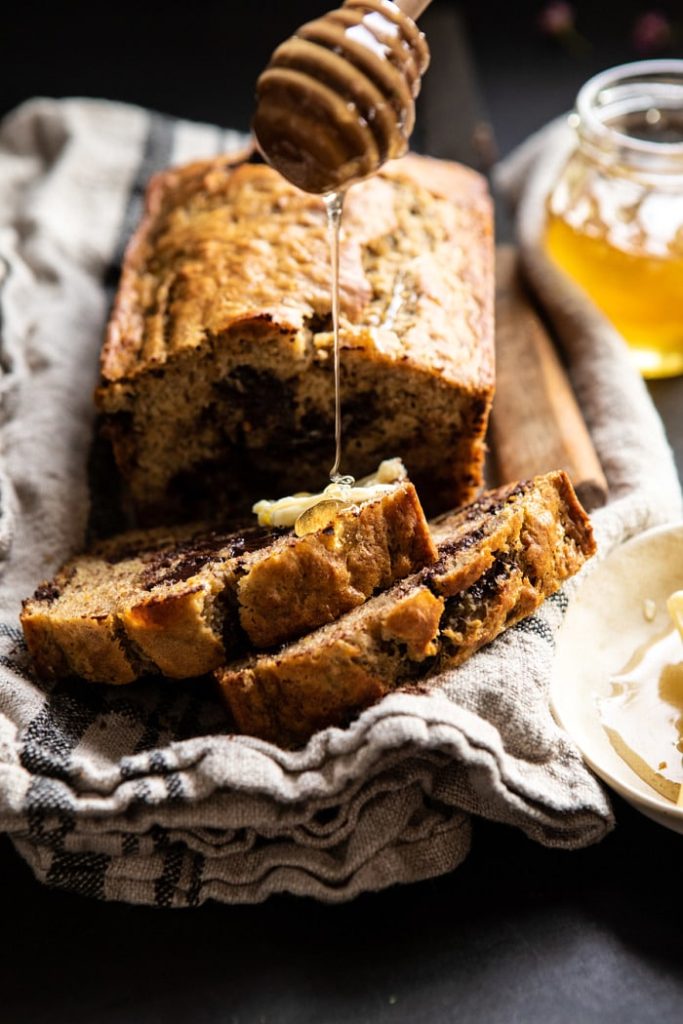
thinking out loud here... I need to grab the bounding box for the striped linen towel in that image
[0,98,678,906]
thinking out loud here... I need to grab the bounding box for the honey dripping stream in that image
[324,190,354,487]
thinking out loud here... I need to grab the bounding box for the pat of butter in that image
[252,458,407,529]
[668,590,683,639]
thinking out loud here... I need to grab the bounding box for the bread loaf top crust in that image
[99,151,494,392]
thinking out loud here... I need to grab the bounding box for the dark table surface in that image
[1,2,682,1021]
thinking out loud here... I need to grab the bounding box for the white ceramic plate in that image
[550,522,683,833]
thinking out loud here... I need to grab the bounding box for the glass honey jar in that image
[545,60,683,378]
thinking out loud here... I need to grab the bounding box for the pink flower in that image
[538,1,575,37]
[632,11,672,55]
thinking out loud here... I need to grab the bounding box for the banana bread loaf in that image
[96,150,494,522]
[21,481,436,684]
[217,471,596,747]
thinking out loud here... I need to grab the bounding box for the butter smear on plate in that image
[599,588,683,804]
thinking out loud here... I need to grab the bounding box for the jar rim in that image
[576,59,683,162]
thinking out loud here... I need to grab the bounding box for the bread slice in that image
[217,471,596,747]
[96,151,494,522]
[21,481,436,684]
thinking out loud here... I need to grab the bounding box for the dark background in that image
[1,2,683,1022]
[1,0,681,151]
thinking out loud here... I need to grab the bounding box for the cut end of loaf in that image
[96,153,494,522]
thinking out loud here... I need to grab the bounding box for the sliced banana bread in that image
[217,471,596,747]
[21,481,436,684]
[96,151,494,521]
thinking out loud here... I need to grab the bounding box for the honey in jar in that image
[545,61,683,379]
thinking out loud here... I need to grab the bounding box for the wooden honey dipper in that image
[253,0,432,194]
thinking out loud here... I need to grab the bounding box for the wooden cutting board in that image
[489,246,608,511]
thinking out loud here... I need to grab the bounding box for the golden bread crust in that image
[120,587,224,679]
[100,153,493,388]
